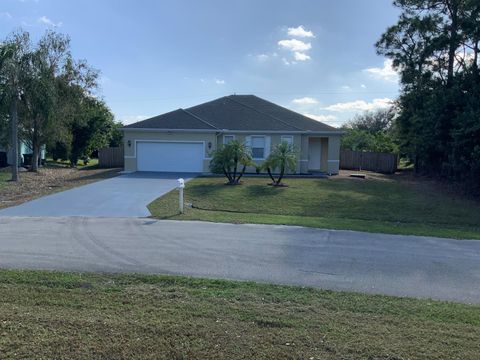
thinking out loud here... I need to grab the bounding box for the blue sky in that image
[1,0,400,127]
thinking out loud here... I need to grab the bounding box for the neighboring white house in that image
[0,141,46,167]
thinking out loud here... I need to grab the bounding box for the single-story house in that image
[122,95,343,174]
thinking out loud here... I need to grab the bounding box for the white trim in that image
[327,159,340,163]
[223,134,235,144]
[250,135,267,160]
[299,159,308,162]
[128,140,206,159]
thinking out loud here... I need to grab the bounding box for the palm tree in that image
[209,140,253,185]
[263,141,298,186]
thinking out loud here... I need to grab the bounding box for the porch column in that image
[327,136,340,174]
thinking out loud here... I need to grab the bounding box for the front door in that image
[308,138,321,170]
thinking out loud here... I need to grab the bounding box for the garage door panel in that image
[137,142,204,172]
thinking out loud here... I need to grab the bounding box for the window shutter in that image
[265,136,271,157]
[245,136,252,148]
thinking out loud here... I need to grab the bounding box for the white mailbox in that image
[177,178,185,213]
[177,178,185,189]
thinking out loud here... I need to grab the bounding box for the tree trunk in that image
[10,97,19,182]
[446,0,459,86]
[276,164,285,186]
[236,165,247,183]
[232,159,238,184]
[30,124,40,172]
[266,167,276,183]
[222,166,233,184]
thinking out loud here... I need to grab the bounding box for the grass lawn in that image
[148,175,480,239]
[0,171,10,188]
[0,270,478,359]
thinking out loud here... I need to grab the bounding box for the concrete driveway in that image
[0,172,192,217]
[0,217,479,303]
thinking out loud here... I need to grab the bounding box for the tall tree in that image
[0,32,30,181]
[376,0,480,192]
[14,30,99,171]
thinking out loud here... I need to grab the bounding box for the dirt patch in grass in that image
[0,270,478,359]
[0,166,120,209]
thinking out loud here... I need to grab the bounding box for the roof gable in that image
[123,109,215,130]
[124,95,340,133]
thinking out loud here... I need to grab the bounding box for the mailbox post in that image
[177,178,185,214]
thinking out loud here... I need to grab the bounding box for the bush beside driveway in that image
[148,173,480,239]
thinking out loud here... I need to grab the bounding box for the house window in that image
[281,135,293,145]
[251,136,265,159]
[224,135,235,144]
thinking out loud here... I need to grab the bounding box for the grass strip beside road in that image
[0,270,479,359]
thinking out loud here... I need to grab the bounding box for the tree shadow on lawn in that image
[244,184,282,197]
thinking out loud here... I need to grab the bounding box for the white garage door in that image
[136,141,204,172]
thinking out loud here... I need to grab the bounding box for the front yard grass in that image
[148,174,480,239]
[0,171,10,189]
[0,269,479,359]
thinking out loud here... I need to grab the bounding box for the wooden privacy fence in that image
[340,150,398,174]
[98,147,124,168]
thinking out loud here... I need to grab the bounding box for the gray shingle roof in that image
[124,95,340,132]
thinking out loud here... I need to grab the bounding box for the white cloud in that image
[287,25,315,38]
[278,39,311,52]
[323,98,393,112]
[294,52,310,61]
[38,15,62,27]
[341,85,351,90]
[364,59,398,82]
[121,115,151,125]
[292,97,318,105]
[215,79,226,85]
[303,113,341,127]
[360,84,367,89]
[0,12,13,19]
[282,58,291,66]
[256,54,269,62]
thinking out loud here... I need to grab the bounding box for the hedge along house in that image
[122,95,343,174]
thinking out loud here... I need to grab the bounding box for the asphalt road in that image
[0,217,479,303]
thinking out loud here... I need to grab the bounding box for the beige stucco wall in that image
[217,133,302,174]
[123,130,341,174]
[300,135,341,174]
